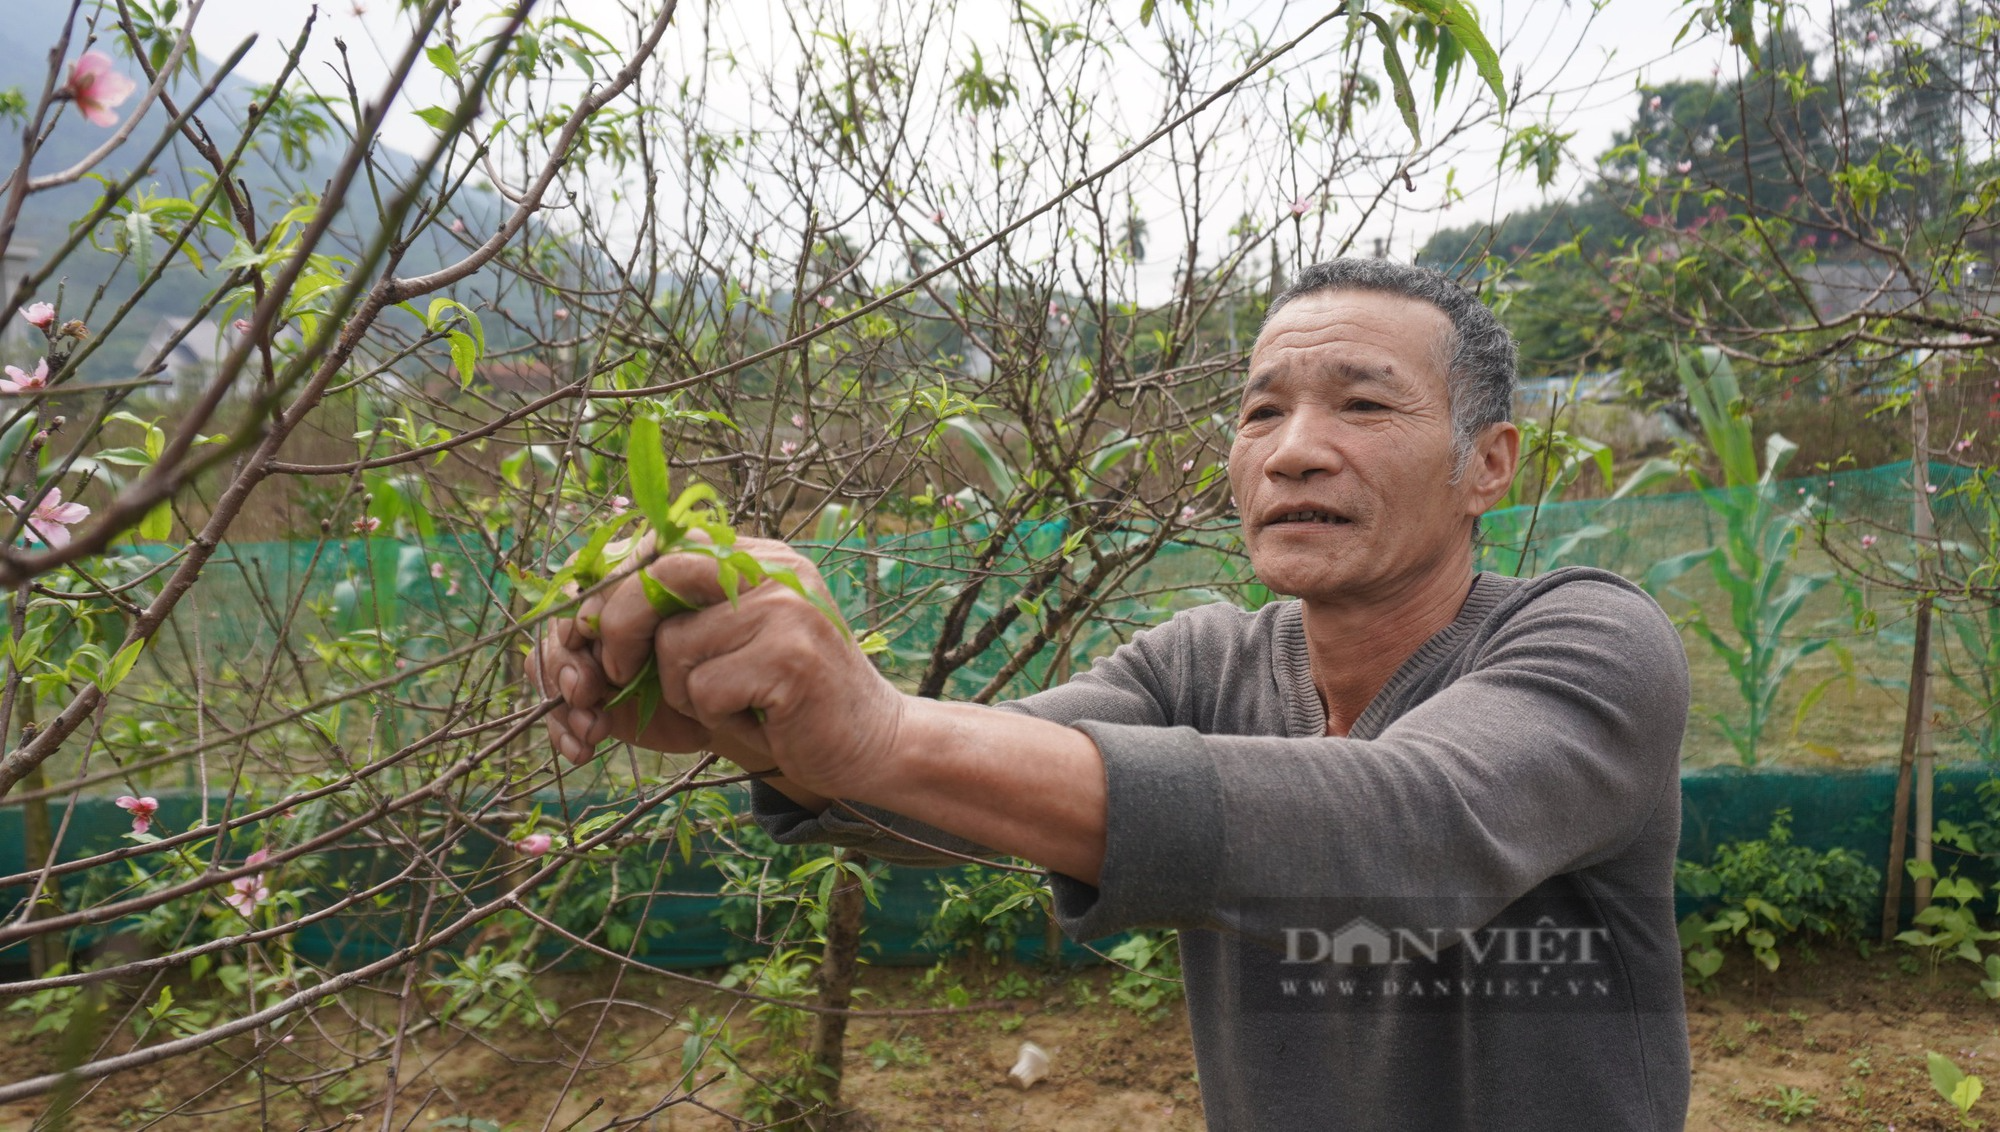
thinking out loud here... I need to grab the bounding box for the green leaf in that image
[627,417,675,539]
[1390,0,1507,112]
[1085,434,1142,480]
[1360,12,1422,144]
[1724,0,1759,66]
[425,43,461,81]
[1932,1051,1967,1102]
[139,501,171,541]
[98,639,144,693]
[415,105,455,131]
[214,238,271,273]
[1790,675,1838,738]
[941,417,1018,501]
[1954,1074,1984,1115]
[641,571,698,618]
[448,330,478,390]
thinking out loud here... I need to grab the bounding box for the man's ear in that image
[1465,420,1520,514]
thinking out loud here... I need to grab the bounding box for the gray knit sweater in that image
[752,565,1692,1130]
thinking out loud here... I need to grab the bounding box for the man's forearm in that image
[833,697,1108,885]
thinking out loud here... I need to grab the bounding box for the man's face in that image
[1228,288,1511,602]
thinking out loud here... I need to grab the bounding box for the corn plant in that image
[1642,350,1849,765]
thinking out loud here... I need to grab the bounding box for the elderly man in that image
[530,258,1692,1130]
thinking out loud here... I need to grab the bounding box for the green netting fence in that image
[101,456,2000,761]
[4,458,1993,969]
[0,767,1991,970]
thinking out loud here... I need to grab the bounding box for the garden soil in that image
[0,947,1994,1129]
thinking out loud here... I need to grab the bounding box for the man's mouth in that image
[1265,509,1353,527]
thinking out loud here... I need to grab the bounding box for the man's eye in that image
[1244,406,1278,421]
[1349,400,1386,412]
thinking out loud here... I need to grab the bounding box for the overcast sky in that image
[164,0,1738,279]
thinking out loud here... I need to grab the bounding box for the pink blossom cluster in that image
[1,359,49,394]
[226,849,271,917]
[5,487,89,548]
[65,52,137,127]
[115,795,159,834]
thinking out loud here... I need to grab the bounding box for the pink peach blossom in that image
[1861,534,1877,549]
[233,319,253,336]
[18,303,54,330]
[609,494,630,515]
[225,848,272,915]
[1289,194,1314,217]
[1676,160,1692,174]
[225,874,270,916]
[5,487,89,549]
[780,440,798,456]
[65,52,138,127]
[351,515,381,534]
[115,795,159,834]
[1,358,49,394]
[1648,95,1662,111]
[516,832,553,856]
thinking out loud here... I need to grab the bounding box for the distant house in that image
[1794,259,2000,320]
[1514,371,1623,415]
[136,316,236,397]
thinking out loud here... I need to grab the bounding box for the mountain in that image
[0,7,501,381]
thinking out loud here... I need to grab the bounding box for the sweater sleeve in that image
[744,605,1185,866]
[1049,579,1690,944]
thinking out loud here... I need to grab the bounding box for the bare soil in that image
[0,945,1992,1130]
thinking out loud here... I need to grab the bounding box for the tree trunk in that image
[1881,594,1934,943]
[1912,381,1937,913]
[19,699,62,977]
[1885,377,1941,941]
[806,850,868,1131]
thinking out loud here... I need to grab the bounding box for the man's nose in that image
[1262,408,1342,481]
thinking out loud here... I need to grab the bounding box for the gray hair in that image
[1261,258,1517,486]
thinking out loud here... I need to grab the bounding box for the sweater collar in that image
[1273,571,1516,739]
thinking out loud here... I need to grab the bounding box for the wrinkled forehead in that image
[1244,289,1454,399]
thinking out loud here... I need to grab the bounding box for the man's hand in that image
[527,615,713,763]
[527,532,1107,883]
[525,528,754,767]
[572,535,906,799]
